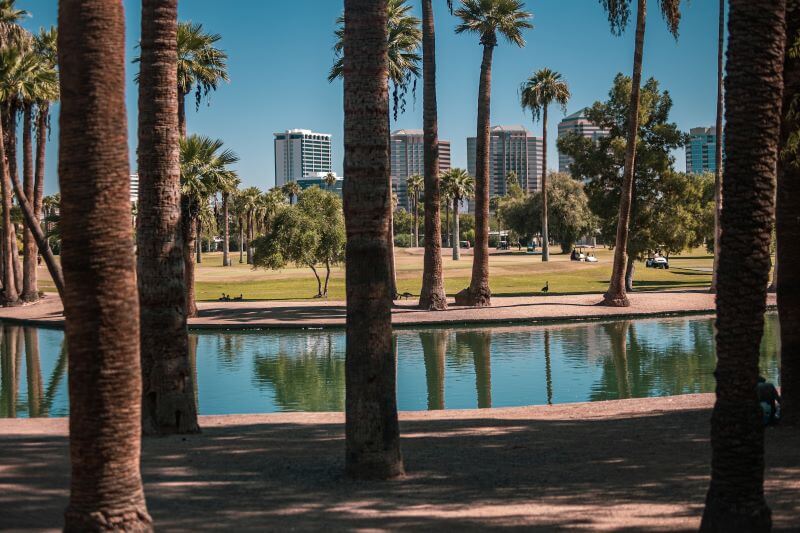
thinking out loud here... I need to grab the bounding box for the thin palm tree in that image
[454,0,532,307]
[442,168,475,261]
[406,173,424,247]
[342,0,404,479]
[58,0,151,528]
[598,0,682,307]
[520,67,570,262]
[137,0,199,436]
[239,186,262,264]
[219,173,239,267]
[699,0,784,529]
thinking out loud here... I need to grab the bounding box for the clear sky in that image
[20,0,721,196]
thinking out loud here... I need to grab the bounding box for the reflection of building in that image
[296,172,343,198]
[274,129,333,187]
[391,129,451,210]
[467,125,543,198]
[685,126,718,174]
[130,173,139,203]
[557,109,610,173]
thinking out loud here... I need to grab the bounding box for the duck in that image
[541,281,549,294]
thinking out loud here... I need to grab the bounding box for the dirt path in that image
[2,394,798,531]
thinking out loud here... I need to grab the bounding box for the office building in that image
[557,109,610,173]
[390,129,451,210]
[685,127,718,174]
[130,173,139,204]
[467,125,543,198]
[297,172,344,198]
[274,129,332,187]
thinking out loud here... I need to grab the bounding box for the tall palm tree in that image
[699,0,784,529]
[239,186,262,264]
[419,0,448,311]
[137,0,199,436]
[343,0,404,480]
[442,168,475,261]
[219,173,239,267]
[598,0,682,307]
[454,0,532,307]
[58,0,151,528]
[710,0,724,293]
[520,67,570,262]
[406,173,424,247]
[282,180,301,205]
[180,135,239,317]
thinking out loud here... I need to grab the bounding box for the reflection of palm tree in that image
[0,326,15,417]
[420,331,447,410]
[24,327,42,417]
[544,330,553,405]
[457,330,491,408]
[604,322,631,399]
[42,340,67,416]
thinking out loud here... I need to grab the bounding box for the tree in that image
[253,187,345,298]
[323,171,337,191]
[498,172,595,253]
[342,0,404,479]
[454,0,532,307]
[137,0,199,436]
[219,173,239,267]
[419,0,448,311]
[441,168,475,260]
[238,186,262,264]
[710,0,724,293]
[699,0,785,529]
[558,75,686,289]
[520,67,570,262]
[58,0,151,528]
[406,173,424,247]
[598,0,682,307]
[282,180,301,205]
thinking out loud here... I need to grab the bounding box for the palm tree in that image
[454,0,532,307]
[239,186,262,264]
[219,173,239,267]
[442,168,475,261]
[710,0,724,293]
[598,0,682,307]
[520,68,570,262]
[180,135,239,317]
[699,0,784,529]
[57,0,151,528]
[406,173,424,247]
[282,180,301,205]
[342,0,404,480]
[137,0,199,436]
[176,21,228,137]
[323,171,337,191]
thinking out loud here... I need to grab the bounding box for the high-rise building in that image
[467,125,543,198]
[557,109,610,173]
[274,129,332,187]
[130,173,139,204]
[297,172,344,198]
[390,129,451,210]
[685,127,718,174]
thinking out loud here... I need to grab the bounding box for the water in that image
[0,314,781,418]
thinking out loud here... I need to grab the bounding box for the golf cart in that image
[570,247,587,262]
[646,253,669,269]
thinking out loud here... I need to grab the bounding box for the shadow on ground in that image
[2,409,798,531]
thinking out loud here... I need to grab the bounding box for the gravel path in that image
[2,394,798,531]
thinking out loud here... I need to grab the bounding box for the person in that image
[757,376,781,425]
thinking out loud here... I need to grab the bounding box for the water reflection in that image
[0,314,782,418]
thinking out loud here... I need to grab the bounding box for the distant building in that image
[390,129,451,210]
[130,173,139,204]
[685,127,718,174]
[296,172,344,198]
[557,109,610,173]
[274,129,333,187]
[467,125,543,198]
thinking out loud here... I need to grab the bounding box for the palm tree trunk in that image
[11,224,21,295]
[24,327,43,418]
[34,104,47,235]
[137,0,199,436]
[196,217,202,263]
[419,0,447,311]
[603,0,646,308]
[413,195,418,247]
[777,1,800,428]
[699,1,783,528]
[246,215,253,265]
[178,87,187,138]
[182,203,199,318]
[222,192,230,266]
[0,101,18,306]
[541,105,550,262]
[452,196,460,261]
[456,44,493,307]
[343,0,404,480]
[239,223,244,264]
[58,0,152,527]
[5,104,22,297]
[625,255,635,292]
[445,202,450,248]
[21,105,37,301]
[710,0,725,294]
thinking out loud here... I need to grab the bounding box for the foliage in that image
[394,233,413,248]
[252,187,345,297]
[393,208,413,235]
[176,21,229,107]
[598,0,682,38]
[454,0,533,48]
[519,67,570,123]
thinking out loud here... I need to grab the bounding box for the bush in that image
[462,229,475,246]
[394,234,413,248]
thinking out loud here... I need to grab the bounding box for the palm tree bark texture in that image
[0,94,18,305]
[778,0,800,427]
[21,105,37,301]
[700,0,785,529]
[58,0,152,530]
[710,0,724,294]
[418,0,447,311]
[343,0,404,480]
[137,0,199,436]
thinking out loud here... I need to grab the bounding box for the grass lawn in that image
[188,246,717,301]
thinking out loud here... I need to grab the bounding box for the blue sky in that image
[20,0,721,195]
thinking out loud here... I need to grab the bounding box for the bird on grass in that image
[541,281,549,294]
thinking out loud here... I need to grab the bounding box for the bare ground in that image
[1,394,798,531]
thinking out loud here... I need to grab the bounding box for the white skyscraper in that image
[467,125,543,197]
[557,109,610,173]
[130,173,139,204]
[274,129,332,187]
[391,129,451,210]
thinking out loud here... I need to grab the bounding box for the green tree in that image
[323,171,337,191]
[253,187,345,298]
[406,173,424,247]
[441,168,475,260]
[520,68,570,262]
[454,0,532,307]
